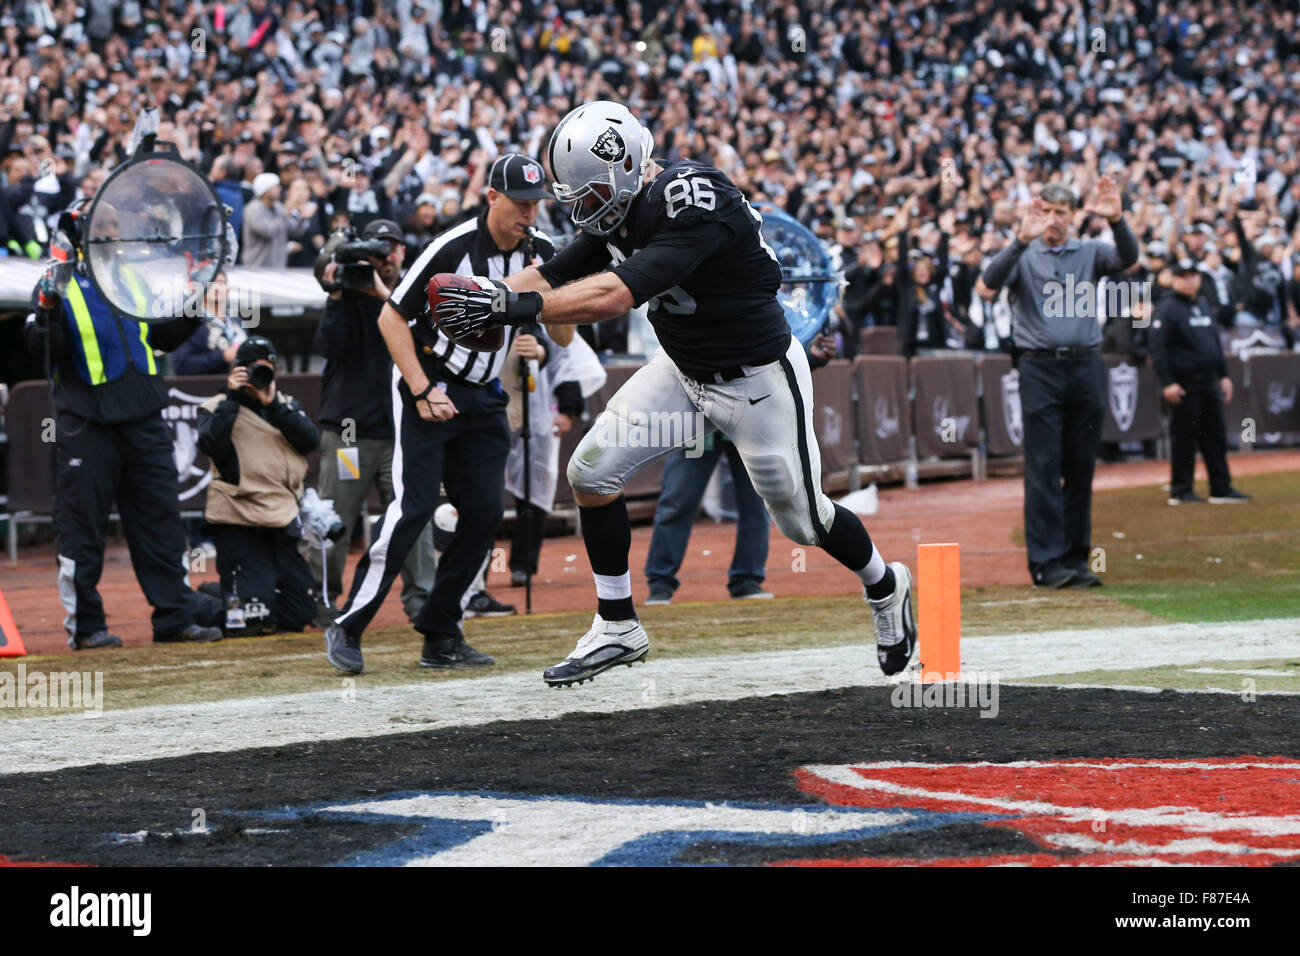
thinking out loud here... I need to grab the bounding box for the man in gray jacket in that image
[981,179,1139,589]
[243,172,294,268]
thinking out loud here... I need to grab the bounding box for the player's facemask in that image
[555,172,635,235]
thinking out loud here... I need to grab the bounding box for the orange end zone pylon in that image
[917,543,960,683]
[0,587,27,658]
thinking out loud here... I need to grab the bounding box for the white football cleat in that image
[544,614,650,688]
[868,562,917,676]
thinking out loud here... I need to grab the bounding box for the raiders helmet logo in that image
[522,163,541,183]
[590,126,627,164]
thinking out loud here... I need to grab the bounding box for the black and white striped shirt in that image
[389,209,556,387]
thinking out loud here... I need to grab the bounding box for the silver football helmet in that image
[548,101,654,235]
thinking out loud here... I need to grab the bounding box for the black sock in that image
[580,496,636,621]
[867,566,896,601]
[824,504,895,599]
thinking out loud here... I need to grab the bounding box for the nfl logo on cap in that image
[523,163,541,184]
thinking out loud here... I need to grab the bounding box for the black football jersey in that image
[540,160,790,378]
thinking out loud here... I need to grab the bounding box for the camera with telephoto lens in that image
[298,488,346,550]
[313,228,393,292]
[247,363,275,390]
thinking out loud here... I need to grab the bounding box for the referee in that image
[981,179,1138,589]
[323,153,559,674]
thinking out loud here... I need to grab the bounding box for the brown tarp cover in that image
[978,353,1024,457]
[810,359,855,478]
[911,355,978,458]
[853,355,910,464]
[1245,353,1300,434]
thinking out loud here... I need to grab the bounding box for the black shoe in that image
[730,582,774,600]
[154,623,223,644]
[1066,565,1104,588]
[324,622,363,674]
[510,569,529,587]
[463,591,516,618]
[644,585,673,606]
[192,591,225,628]
[419,635,495,668]
[67,630,124,651]
[1167,492,1207,505]
[1033,564,1078,589]
[1209,489,1251,504]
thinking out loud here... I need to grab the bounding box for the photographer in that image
[197,337,321,636]
[311,219,436,622]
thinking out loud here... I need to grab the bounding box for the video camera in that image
[314,228,393,293]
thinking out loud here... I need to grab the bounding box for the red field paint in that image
[795,757,1300,865]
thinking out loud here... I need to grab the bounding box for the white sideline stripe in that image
[3,617,1300,775]
[337,365,406,630]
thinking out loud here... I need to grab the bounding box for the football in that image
[427,272,506,352]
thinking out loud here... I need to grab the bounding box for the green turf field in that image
[3,471,1296,713]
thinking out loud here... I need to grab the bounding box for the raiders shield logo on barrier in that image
[165,387,214,501]
[1108,363,1138,433]
[1001,369,1023,446]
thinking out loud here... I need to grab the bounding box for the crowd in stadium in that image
[2,0,1300,360]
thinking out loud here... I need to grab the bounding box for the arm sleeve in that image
[1232,215,1256,270]
[553,380,584,419]
[196,396,240,461]
[1093,218,1140,276]
[244,201,275,240]
[981,238,1028,290]
[536,231,613,288]
[610,220,734,307]
[171,325,229,374]
[149,315,205,353]
[24,283,64,360]
[1151,302,1175,386]
[266,395,320,455]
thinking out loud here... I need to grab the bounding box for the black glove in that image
[433,275,542,340]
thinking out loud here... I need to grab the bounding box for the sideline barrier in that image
[911,355,979,463]
[6,351,1298,557]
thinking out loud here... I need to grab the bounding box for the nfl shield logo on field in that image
[523,163,541,184]
[1108,363,1138,433]
[1001,369,1023,446]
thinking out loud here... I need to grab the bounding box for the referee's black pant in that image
[54,412,217,640]
[1019,353,1107,580]
[336,376,509,640]
[1169,381,1232,498]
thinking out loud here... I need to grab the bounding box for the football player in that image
[433,101,916,687]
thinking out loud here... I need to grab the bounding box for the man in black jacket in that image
[24,259,225,649]
[1154,261,1250,506]
[312,218,435,619]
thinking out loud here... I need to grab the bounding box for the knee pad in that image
[566,437,622,497]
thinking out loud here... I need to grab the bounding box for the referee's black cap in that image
[487,153,551,200]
